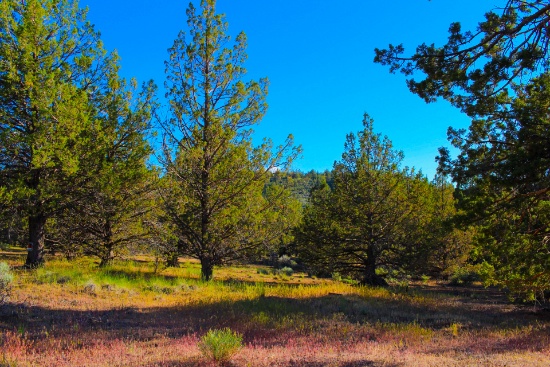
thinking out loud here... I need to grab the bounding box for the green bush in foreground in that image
[0,262,14,305]
[198,328,243,364]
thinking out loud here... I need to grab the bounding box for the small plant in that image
[0,262,14,305]
[332,272,342,281]
[280,267,293,276]
[448,265,481,286]
[198,328,243,364]
[83,280,97,295]
[448,322,461,337]
[256,268,269,275]
[1,353,19,367]
[276,255,297,269]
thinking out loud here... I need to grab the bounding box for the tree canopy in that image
[0,0,106,266]
[375,0,550,118]
[159,0,300,280]
[375,0,550,297]
[295,115,434,285]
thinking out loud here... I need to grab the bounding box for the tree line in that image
[0,0,548,300]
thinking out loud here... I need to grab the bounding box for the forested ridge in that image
[1,0,548,302]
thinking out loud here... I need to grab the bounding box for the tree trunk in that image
[200,257,214,281]
[99,220,114,267]
[361,246,388,287]
[166,253,180,268]
[25,214,46,268]
[99,244,114,267]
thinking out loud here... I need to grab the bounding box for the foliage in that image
[402,174,474,278]
[256,268,269,275]
[0,205,24,248]
[375,0,550,298]
[279,267,294,276]
[276,255,297,269]
[50,58,158,266]
[159,0,299,280]
[268,170,334,206]
[446,264,483,286]
[198,328,243,364]
[0,0,111,266]
[0,262,13,305]
[375,0,550,119]
[446,74,550,298]
[296,114,434,285]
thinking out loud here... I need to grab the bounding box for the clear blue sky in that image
[84,0,495,179]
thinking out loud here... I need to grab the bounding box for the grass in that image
[0,251,549,366]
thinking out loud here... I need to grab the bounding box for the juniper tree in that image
[160,0,299,280]
[52,58,158,266]
[375,0,550,297]
[296,115,432,286]
[0,0,106,266]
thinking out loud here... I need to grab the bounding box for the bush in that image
[277,255,297,269]
[83,280,97,295]
[256,268,269,275]
[448,265,482,286]
[280,267,294,276]
[0,262,14,305]
[198,328,242,364]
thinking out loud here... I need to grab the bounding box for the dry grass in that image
[1,251,549,366]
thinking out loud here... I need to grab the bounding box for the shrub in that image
[83,280,97,295]
[448,265,482,286]
[280,267,293,276]
[0,262,14,305]
[198,328,243,364]
[256,268,269,275]
[277,255,297,269]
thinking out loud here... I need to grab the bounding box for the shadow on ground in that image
[1,284,549,356]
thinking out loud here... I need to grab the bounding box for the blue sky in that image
[84,0,495,179]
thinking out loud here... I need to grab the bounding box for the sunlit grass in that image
[1,253,549,366]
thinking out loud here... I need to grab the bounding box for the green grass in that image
[1,254,549,367]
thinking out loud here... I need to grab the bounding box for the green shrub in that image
[421,274,431,284]
[198,328,243,364]
[0,262,14,305]
[448,265,482,286]
[280,267,293,276]
[256,268,269,275]
[277,255,297,269]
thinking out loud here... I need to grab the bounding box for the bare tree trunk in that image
[166,253,179,268]
[361,246,388,286]
[25,214,46,268]
[200,256,214,281]
[99,242,114,267]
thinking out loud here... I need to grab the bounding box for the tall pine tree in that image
[159,0,299,280]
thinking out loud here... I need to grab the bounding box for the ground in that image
[0,249,549,367]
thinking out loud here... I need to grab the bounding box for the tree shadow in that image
[1,288,548,349]
[134,360,398,367]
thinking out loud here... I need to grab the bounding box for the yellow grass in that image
[0,253,549,366]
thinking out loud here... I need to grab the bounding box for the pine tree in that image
[296,114,431,285]
[375,0,550,297]
[159,0,299,280]
[51,57,158,266]
[0,0,106,266]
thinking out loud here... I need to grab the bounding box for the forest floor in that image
[1,249,549,367]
